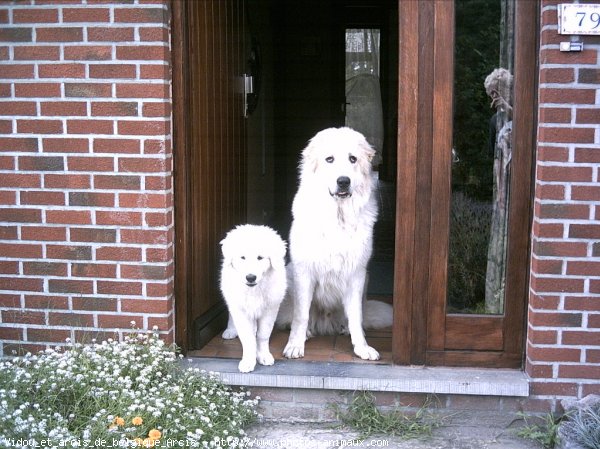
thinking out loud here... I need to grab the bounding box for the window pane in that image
[447,0,514,314]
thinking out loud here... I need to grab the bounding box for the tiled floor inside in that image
[192,328,393,364]
[191,179,396,365]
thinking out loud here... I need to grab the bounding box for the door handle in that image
[243,74,253,118]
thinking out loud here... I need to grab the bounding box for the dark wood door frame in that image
[173,0,538,364]
[393,0,539,367]
[172,0,189,353]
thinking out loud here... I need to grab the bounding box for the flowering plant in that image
[0,329,258,448]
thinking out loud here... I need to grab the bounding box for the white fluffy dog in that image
[282,127,384,361]
[220,224,287,373]
[276,292,393,338]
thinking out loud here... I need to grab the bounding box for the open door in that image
[173,0,248,352]
[394,0,537,368]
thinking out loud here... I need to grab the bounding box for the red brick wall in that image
[1,0,599,414]
[527,1,600,411]
[0,0,173,354]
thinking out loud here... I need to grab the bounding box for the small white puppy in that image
[220,224,287,373]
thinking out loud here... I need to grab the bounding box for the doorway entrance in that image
[267,0,398,301]
[172,0,537,368]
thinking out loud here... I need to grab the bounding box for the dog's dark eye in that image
[241,256,246,260]
[257,256,263,260]
[325,156,334,163]
[349,155,357,164]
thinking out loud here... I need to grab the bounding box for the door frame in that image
[172,0,189,353]
[393,0,539,367]
[172,0,538,364]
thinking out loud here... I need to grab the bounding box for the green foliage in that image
[517,412,563,449]
[447,191,491,313]
[331,391,437,440]
[453,0,501,201]
[0,331,258,448]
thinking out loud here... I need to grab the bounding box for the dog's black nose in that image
[337,176,351,190]
[246,274,257,284]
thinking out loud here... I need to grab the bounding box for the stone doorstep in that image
[185,357,530,397]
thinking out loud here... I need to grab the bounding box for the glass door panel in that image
[447,0,514,315]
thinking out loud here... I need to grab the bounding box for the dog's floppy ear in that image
[268,234,287,272]
[300,139,319,175]
[220,232,235,265]
[358,135,376,163]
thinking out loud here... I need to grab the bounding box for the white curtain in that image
[345,29,384,166]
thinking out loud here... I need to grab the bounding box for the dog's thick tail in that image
[276,298,393,332]
[363,300,393,330]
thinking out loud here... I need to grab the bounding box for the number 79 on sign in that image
[558,3,600,35]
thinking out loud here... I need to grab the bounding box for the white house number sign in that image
[558,3,600,35]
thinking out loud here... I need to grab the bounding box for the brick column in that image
[527,1,600,410]
[0,1,174,354]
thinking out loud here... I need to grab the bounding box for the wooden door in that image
[173,0,247,352]
[393,0,538,367]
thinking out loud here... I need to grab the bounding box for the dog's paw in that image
[354,344,380,361]
[257,351,275,366]
[222,328,238,340]
[238,358,256,373]
[282,342,305,359]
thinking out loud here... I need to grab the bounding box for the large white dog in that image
[283,127,383,361]
[220,225,287,373]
